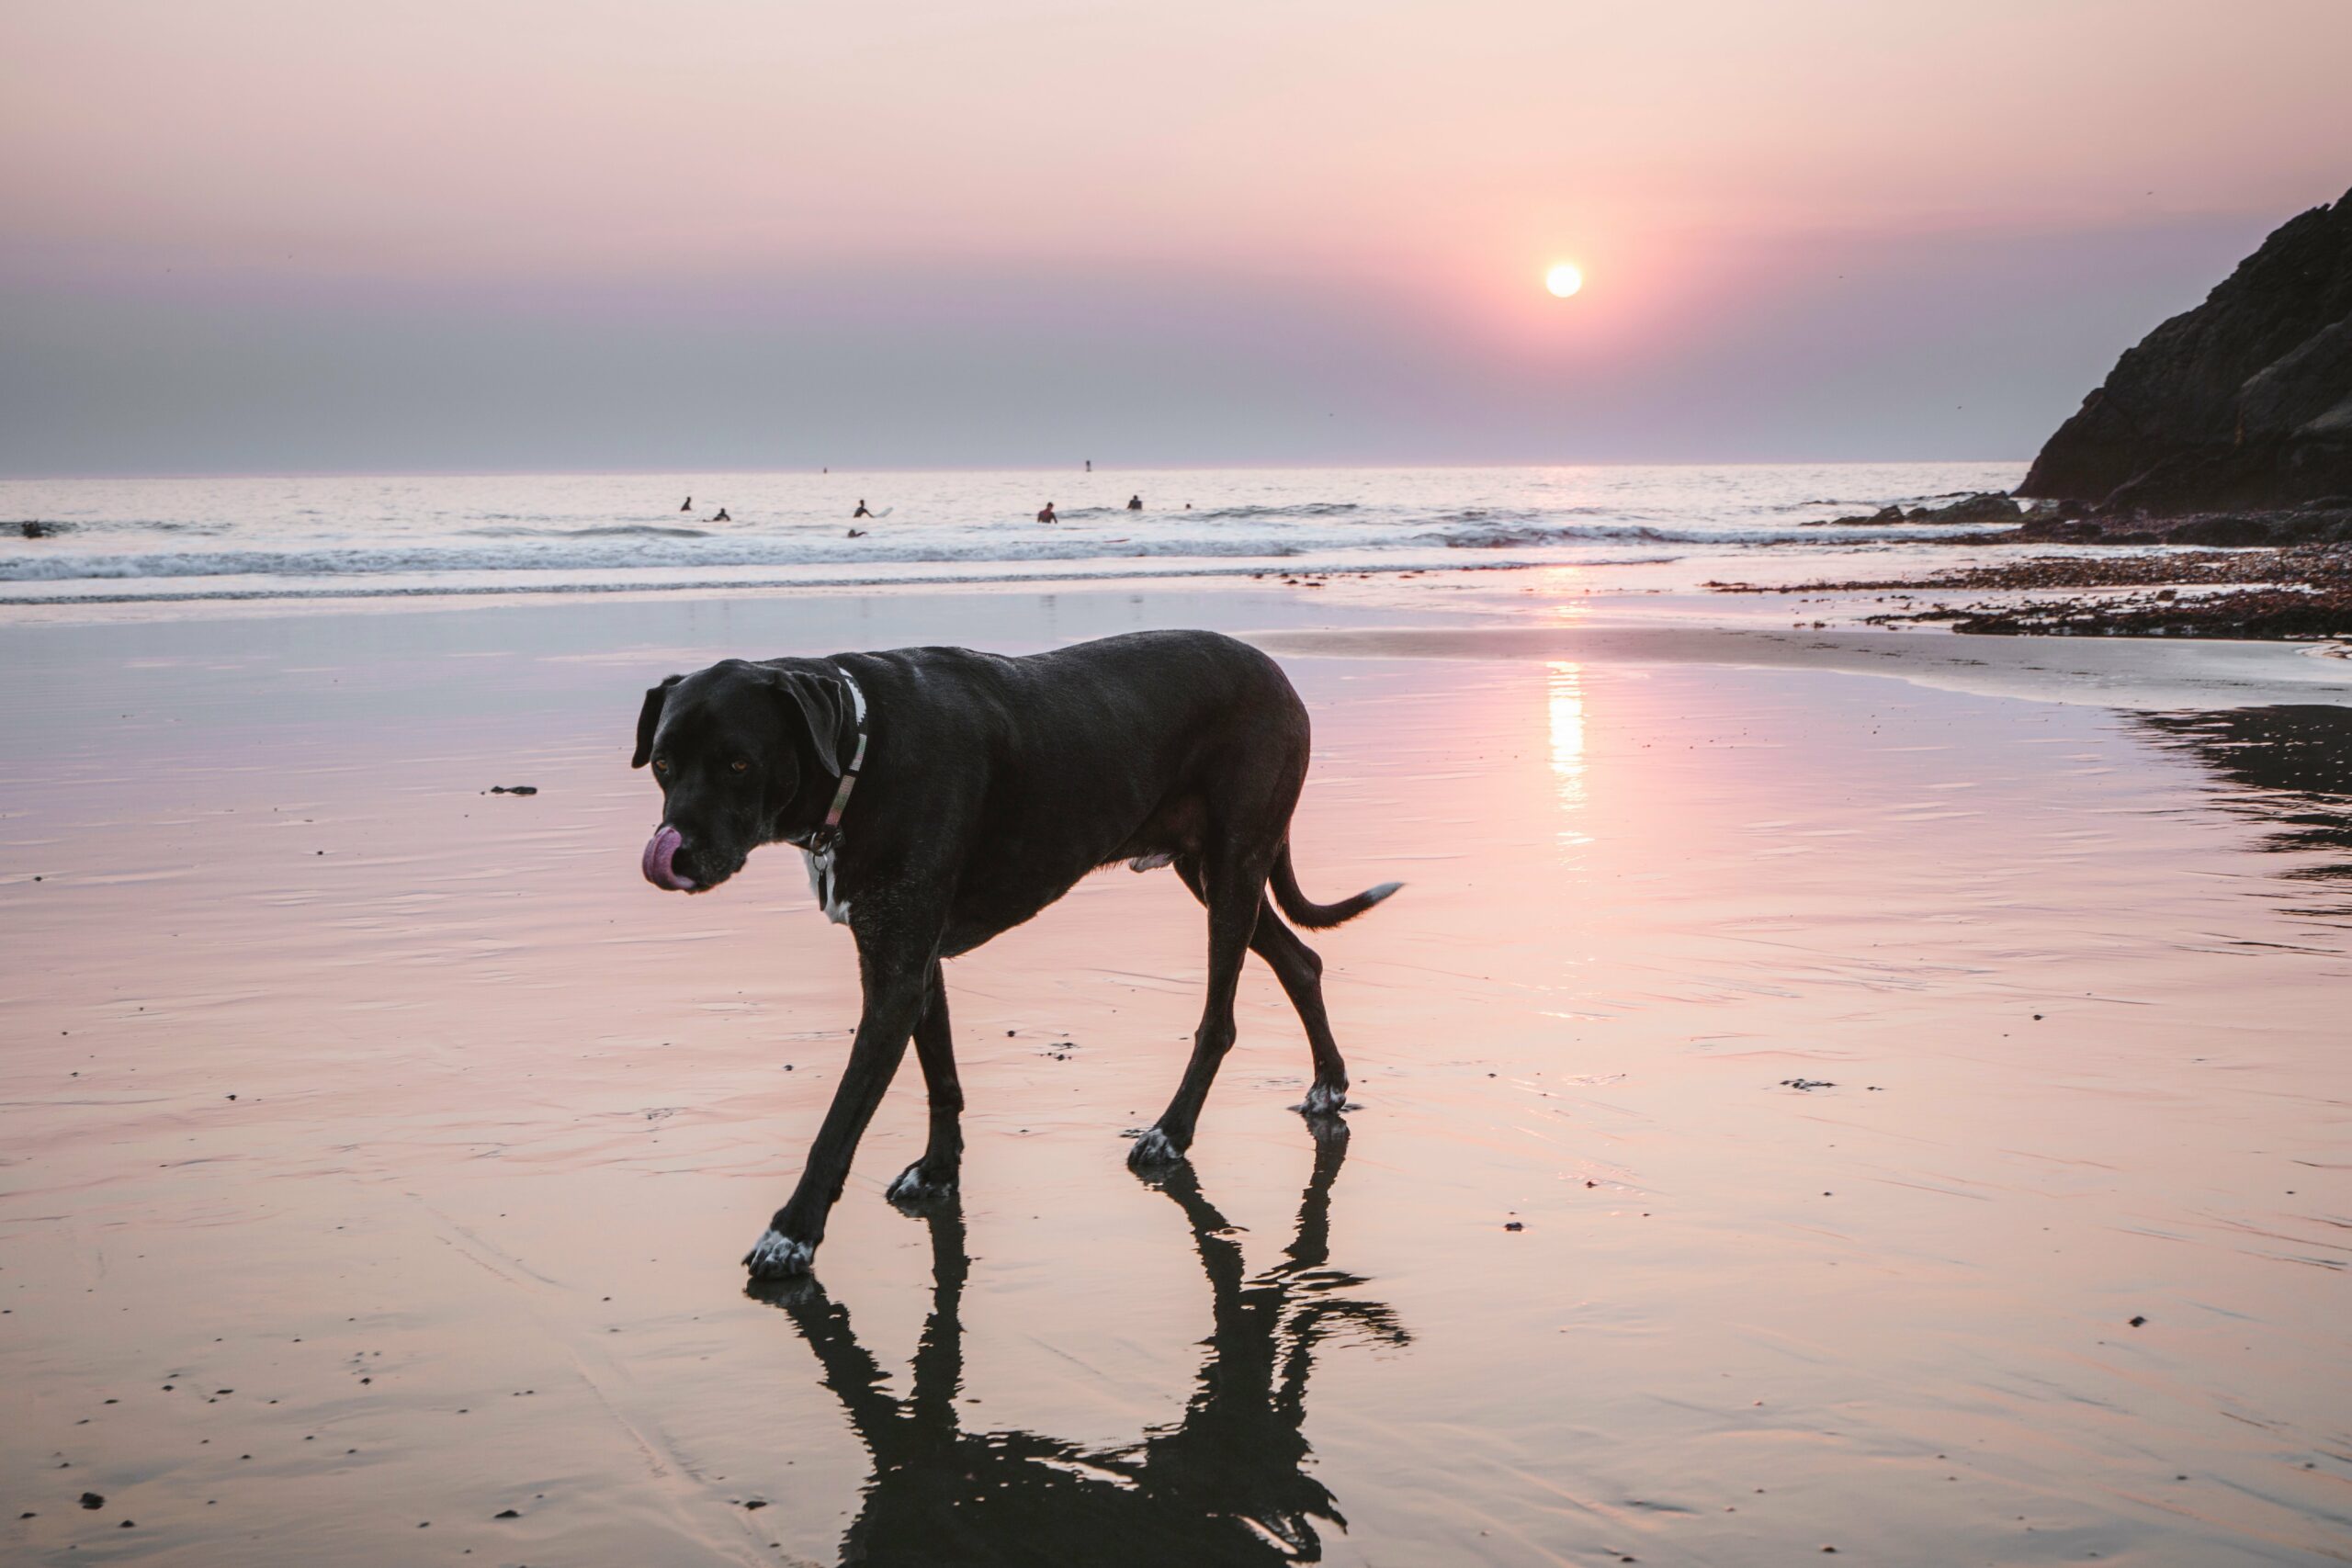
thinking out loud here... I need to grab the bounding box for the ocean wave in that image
[0,556,1589,607]
[0,509,2020,582]
[1435,520,2008,549]
[0,532,1325,581]
[1180,502,1369,521]
[466,524,713,539]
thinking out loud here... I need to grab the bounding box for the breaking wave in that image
[0,460,2031,605]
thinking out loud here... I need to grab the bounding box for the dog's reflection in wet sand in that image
[752,1122,1407,1566]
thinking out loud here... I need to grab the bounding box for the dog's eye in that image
[731,759,749,773]
[652,757,669,774]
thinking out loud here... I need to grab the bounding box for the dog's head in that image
[632,659,853,894]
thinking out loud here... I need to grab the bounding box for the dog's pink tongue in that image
[641,825,695,890]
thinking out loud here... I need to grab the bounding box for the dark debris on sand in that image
[1709,544,2352,639]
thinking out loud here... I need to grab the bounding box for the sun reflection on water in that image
[1546,660,1591,850]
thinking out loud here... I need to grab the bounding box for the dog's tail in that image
[1269,841,1402,930]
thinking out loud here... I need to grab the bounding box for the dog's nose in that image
[642,824,698,891]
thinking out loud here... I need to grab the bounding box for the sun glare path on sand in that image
[1546,264,1584,298]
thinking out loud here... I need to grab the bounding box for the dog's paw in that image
[742,1228,816,1280]
[885,1160,958,1208]
[1125,1125,1186,1169]
[1294,1081,1355,1115]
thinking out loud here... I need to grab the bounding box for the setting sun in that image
[1545,263,1584,298]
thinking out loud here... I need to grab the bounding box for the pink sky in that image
[4,0,2347,471]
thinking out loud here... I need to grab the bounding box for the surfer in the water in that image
[681,496,691,511]
[1037,502,1058,525]
[713,507,731,523]
[1126,494,1143,511]
[854,501,873,518]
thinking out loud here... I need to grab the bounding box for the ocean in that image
[0,461,2027,607]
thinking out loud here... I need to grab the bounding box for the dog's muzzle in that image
[642,824,697,891]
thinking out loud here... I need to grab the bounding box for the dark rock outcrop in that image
[2020,185,2352,515]
[1811,493,2020,526]
[1905,491,2023,525]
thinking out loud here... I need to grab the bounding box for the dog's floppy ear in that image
[763,668,850,777]
[631,674,684,769]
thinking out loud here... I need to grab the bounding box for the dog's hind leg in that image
[1130,849,1266,1168]
[1171,857,1351,1118]
[887,964,963,1208]
[1252,912,1351,1115]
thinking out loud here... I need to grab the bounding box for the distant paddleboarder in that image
[1037,502,1058,525]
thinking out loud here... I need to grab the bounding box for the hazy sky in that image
[4,0,2346,474]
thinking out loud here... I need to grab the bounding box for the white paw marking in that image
[1126,1126,1183,1166]
[743,1228,814,1278]
[1297,1081,1351,1114]
[886,1164,954,1202]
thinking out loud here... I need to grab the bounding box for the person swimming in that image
[846,527,867,538]
[854,501,872,518]
[1036,502,1057,525]
[1126,494,1143,511]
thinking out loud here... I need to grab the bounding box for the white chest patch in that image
[801,843,852,924]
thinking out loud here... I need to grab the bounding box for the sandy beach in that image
[4,577,2348,1566]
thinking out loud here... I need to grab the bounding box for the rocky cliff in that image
[2018,185,2352,515]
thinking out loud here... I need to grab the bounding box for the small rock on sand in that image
[79,1493,103,1510]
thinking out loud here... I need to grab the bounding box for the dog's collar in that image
[802,668,867,853]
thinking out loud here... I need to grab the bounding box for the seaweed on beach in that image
[1707,545,2352,639]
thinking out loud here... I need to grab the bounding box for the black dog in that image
[631,629,1398,1279]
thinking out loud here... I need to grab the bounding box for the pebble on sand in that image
[79,1493,103,1510]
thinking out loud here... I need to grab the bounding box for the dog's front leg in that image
[886,962,963,1206]
[746,929,936,1280]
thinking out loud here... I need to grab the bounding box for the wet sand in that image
[4,583,2349,1565]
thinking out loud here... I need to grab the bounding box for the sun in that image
[1545,263,1583,299]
